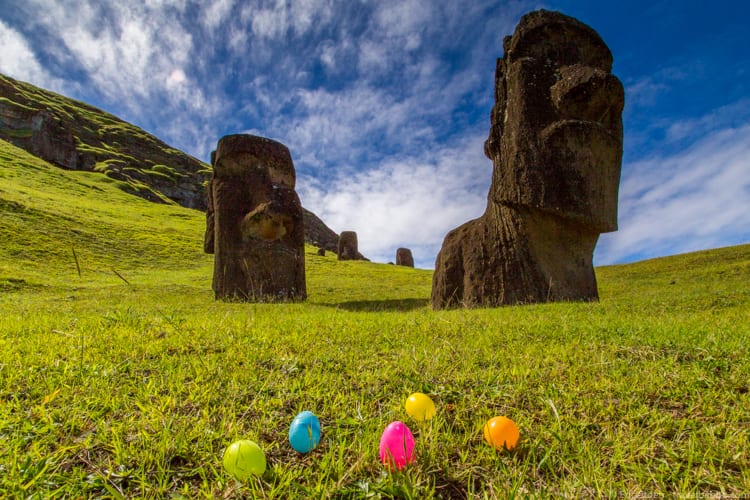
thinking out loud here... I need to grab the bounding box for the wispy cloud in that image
[0,19,63,92]
[13,0,222,152]
[597,113,750,265]
[298,133,492,268]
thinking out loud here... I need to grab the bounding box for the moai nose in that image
[550,65,624,132]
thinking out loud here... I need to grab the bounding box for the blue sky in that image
[1,0,748,268]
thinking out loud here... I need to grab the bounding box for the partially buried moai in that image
[396,248,414,268]
[337,231,358,261]
[204,134,306,301]
[431,10,624,309]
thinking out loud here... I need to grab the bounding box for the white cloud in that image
[298,133,492,268]
[203,0,235,31]
[248,0,333,40]
[0,20,59,89]
[357,39,389,73]
[596,119,750,265]
[166,69,187,87]
[624,65,688,108]
[373,0,432,40]
[319,40,338,69]
[23,1,196,106]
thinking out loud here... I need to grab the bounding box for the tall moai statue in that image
[337,231,358,261]
[204,134,306,301]
[432,10,624,309]
[396,248,414,267]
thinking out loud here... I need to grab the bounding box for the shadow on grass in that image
[328,298,430,312]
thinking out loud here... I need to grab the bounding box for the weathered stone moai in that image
[337,231,359,261]
[431,10,624,309]
[396,248,414,267]
[204,134,306,301]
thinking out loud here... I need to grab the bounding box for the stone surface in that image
[205,134,306,301]
[337,231,359,261]
[303,208,340,253]
[396,248,414,267]
[432,9,624,309]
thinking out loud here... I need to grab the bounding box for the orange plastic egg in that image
[483,416,520,451]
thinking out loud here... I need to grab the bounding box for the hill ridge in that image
[0,73,344,254]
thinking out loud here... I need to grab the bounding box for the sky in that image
[1,0,748,269]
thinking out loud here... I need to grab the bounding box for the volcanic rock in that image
[431,10,624,309]
[205,134,306,301]
[396,248,414,267]
[337,231,358,261]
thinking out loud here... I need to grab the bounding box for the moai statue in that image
[204,134,306,301]
[337,231,358,261]
[431,10,624,309]
[396,248,414,267]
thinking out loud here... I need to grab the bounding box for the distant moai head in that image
[204,134,306,301]
[484,9,624,232]
[396,248,414,267]
[337,231,358,261]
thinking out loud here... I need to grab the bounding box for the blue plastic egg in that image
[288,410,321,453]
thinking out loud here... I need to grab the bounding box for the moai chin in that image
[396,248,414,268]
[204,134,306,301]
[431,10,624,309]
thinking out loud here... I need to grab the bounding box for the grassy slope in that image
[0,73,210,207]
[1,139,748,498]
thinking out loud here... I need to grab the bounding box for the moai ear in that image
[484,59,506,160]
[204,178,215,254]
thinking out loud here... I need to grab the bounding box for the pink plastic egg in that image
[378,421,415,470]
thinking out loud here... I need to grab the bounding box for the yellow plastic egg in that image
[405,392,436,421]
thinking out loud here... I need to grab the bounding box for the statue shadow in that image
[327,298,429,312]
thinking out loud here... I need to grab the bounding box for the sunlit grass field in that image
[1,139,748,498]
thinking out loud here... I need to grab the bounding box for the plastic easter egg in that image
[223,440,266,480]
[405,392,436,421]
[288,410,321,453]
[379,421,416,470]
[483,416,520,451]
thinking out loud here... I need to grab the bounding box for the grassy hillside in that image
[1,138,748,498]
[0,73,210,209]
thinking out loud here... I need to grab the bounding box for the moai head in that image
[484,10,624,233]
[205,134,306,301]
[396,248,414,267]
[337,231,358,261]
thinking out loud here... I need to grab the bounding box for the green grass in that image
[1,139,749,498]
